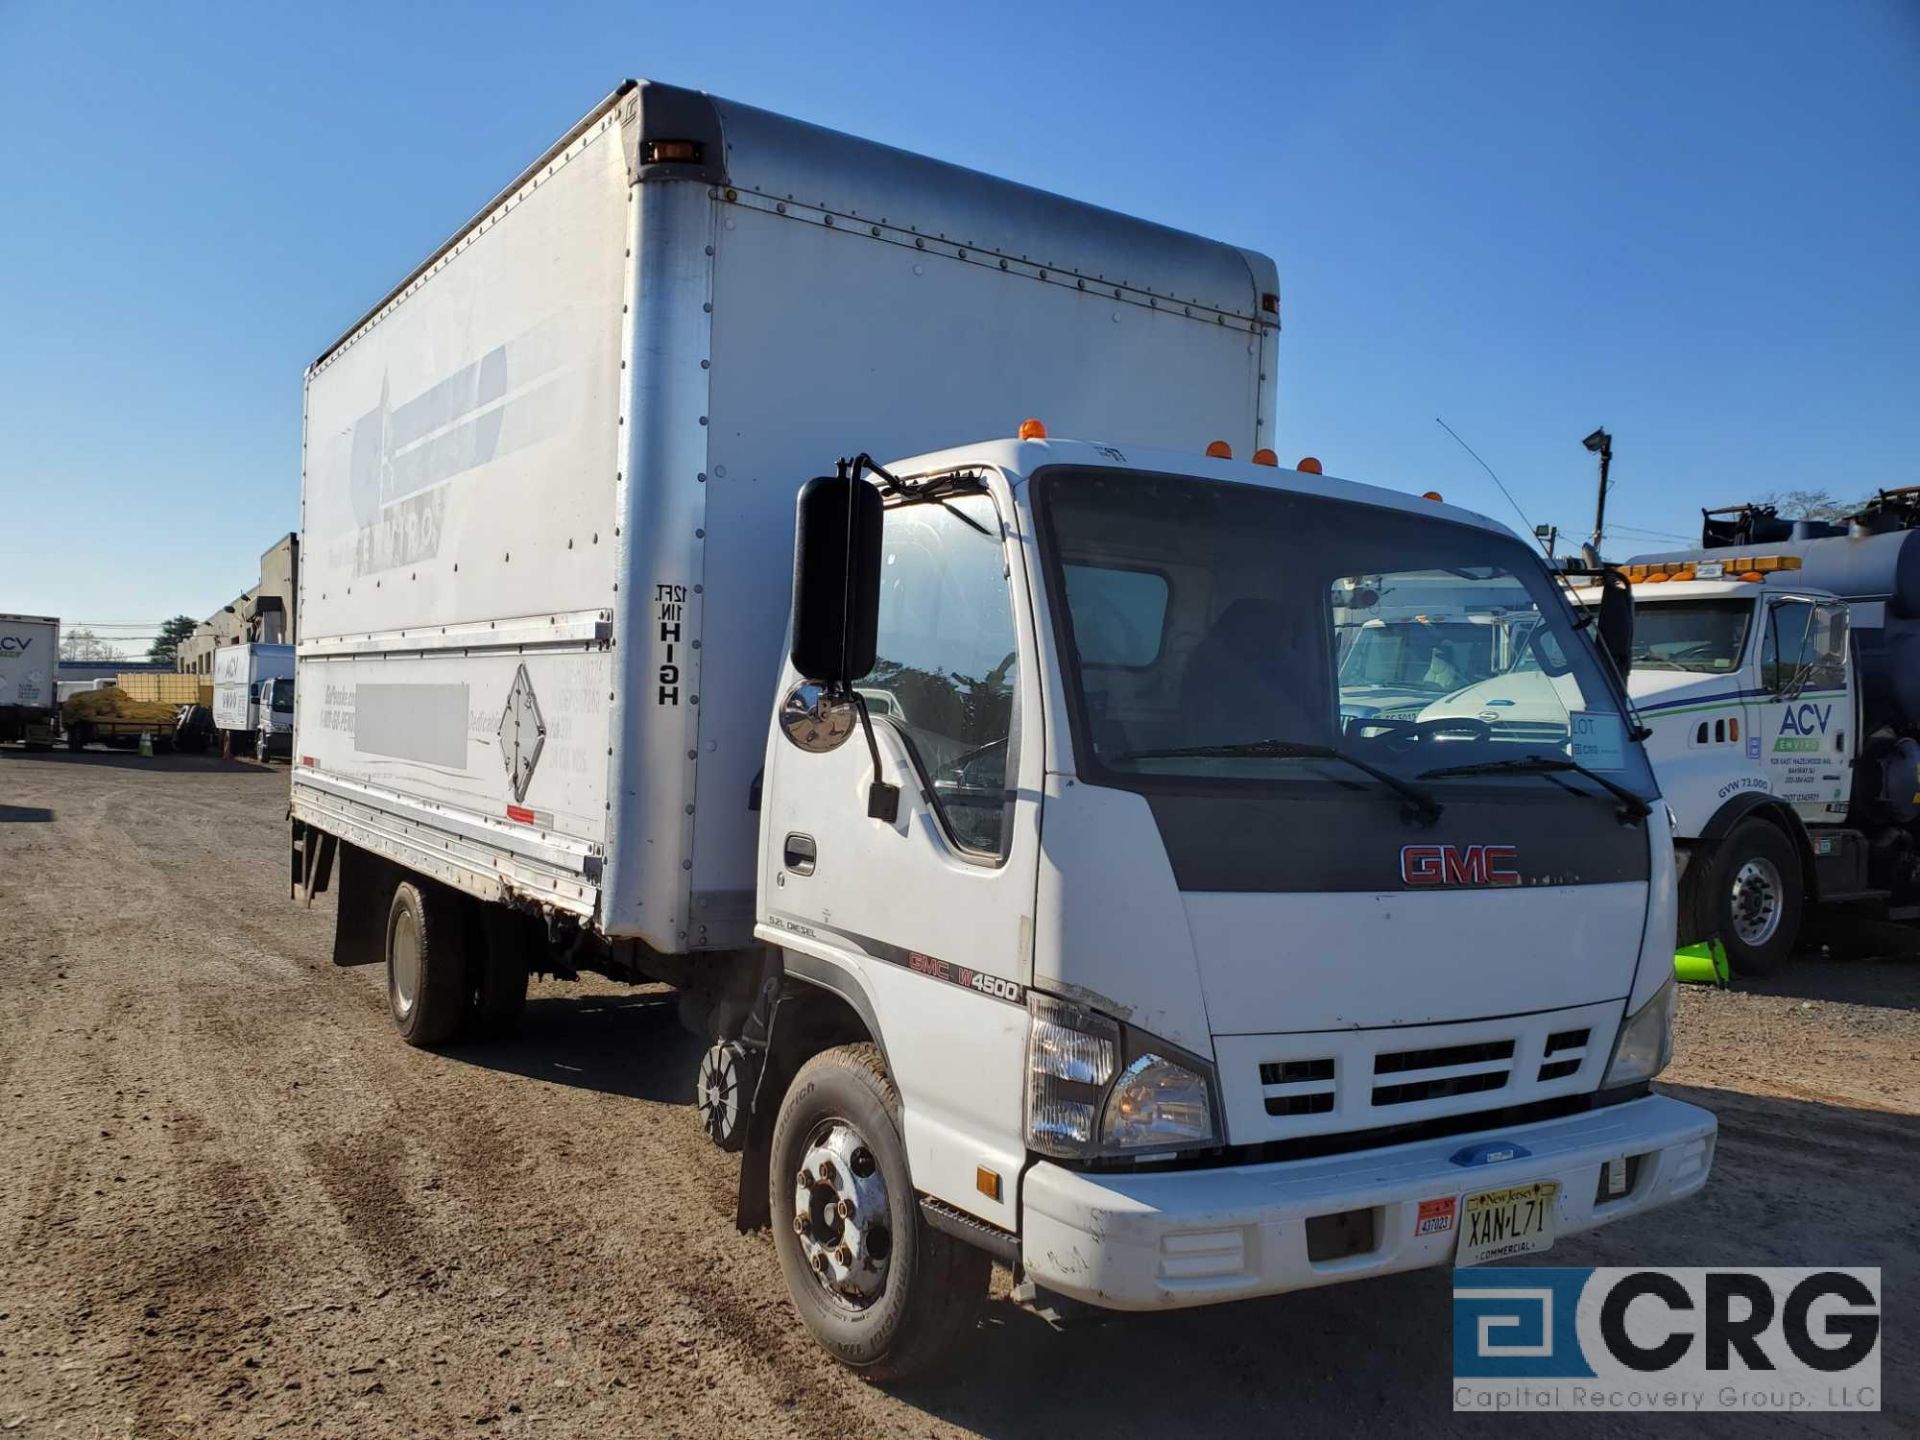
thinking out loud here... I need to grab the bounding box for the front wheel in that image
[769,1044,988,1380]
[1712,819,1803,977]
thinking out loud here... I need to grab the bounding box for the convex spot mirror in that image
[790,473,883,685]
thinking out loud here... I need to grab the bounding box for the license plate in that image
[1456,1181,1560,1267]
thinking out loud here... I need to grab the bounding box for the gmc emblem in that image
[1400,843,1520,888]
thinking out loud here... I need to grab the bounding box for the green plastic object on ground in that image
[1674,939,1730,986]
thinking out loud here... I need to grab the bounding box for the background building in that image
[177,533,299,675]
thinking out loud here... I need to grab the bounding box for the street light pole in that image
[1583,427,1613,555]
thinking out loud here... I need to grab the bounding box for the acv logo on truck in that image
[1400,843,1520,888]
[0,637,32,652]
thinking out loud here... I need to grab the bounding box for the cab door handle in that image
[784,833,817,876]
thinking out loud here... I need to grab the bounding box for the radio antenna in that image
[1435,417,1546,556]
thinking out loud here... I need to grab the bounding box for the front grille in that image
[1266,1091,1335,1117]
[1372,1069,1509,1106]
[1375,1039,1515,1075]
[1260,1058,1335,1085]
[1537,1028,1592,1083]
[1234,1005,1615,1141]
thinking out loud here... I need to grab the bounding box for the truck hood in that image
[1416,668,1583,727]
[1621,669,1745,712]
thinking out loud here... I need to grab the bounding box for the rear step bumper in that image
[1020,1093,1714,1311]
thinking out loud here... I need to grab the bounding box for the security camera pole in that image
[1583,427,1613,555]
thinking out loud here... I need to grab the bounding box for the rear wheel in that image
[65,724,89,752]
[386,880,468,1046]
[769,1043,988,1380]
[1712,819,1802,977]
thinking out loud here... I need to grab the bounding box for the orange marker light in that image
[1297,456,1323,474]
[1018,417,1048,441]
[1252,448,1278,467]
[1206,440,1233,459]
[1421,490,1444,502]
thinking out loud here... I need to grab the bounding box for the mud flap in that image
[330,842,394,967]
[732,968,788,1233]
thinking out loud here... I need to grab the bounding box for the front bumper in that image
[1020,1093,1714,1311]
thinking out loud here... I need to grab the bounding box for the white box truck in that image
[212,642,294,760]
[0,614,60,746]
[290,79,1714,1377]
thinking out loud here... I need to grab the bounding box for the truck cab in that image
[254,676,295,763]
[751,436,1713,1341]
[1582,559,1857,975]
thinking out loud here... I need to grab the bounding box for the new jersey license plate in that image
[1456,1181,1560,1267]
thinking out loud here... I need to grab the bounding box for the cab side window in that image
[862,494,1018,859]
[1761,600,1845,693]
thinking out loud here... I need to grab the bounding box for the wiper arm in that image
[1418,755,1652,821]
[1113,738,1442,824]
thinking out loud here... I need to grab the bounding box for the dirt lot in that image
[1,750,1913,1438]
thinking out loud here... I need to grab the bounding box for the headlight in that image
[1604,974,1677,1086]
[1025,995,1219,1159]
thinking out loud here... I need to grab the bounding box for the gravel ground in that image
[1,749,1913,1438]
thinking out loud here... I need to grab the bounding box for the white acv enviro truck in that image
[213,642,295,761]
[1593,493,1920,975]
[0,614,60,746]
[288,79,1714,1376]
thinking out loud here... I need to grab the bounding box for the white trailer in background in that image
[0,614,60,745]
[289,79,1711,1377]
[212,642,294,759]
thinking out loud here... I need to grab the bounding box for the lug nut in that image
[835,1245,853,1266]
[792,1214,807,1235]
[796,1170,812,1189]
[836,1198,855,1219]
[811,1251,827,1273]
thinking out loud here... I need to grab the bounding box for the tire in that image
[769,1043,988,1380]
[467,906,531,1039]
[385,880,469,1047]
[65,724,88,752]
[1711,819,1803,978]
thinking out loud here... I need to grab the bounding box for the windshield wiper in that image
[1113,739,1442,824]
[1418,755,1652,821]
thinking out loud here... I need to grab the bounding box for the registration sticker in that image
[1417,1196,1458,1237]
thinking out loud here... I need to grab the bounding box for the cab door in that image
[758,484,1043,1229]
[1759,595,1852,823]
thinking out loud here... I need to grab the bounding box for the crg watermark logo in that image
[1454,1268,1879,1412]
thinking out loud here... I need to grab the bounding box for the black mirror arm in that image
[844,688,900,823]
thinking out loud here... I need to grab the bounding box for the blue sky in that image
[1,1,1915,644]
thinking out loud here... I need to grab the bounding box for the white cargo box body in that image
[0,614,59,715]
[293,78,1278,953]
[213,643,294,732]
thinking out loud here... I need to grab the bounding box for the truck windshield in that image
[268,678,294,710]
[1628,600,1753,673]
[1035,468,1654,796]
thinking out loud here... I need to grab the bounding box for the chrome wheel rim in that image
[390,909,421,1016]
[1730,856,1783,946]
[791,1117,892,1310]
